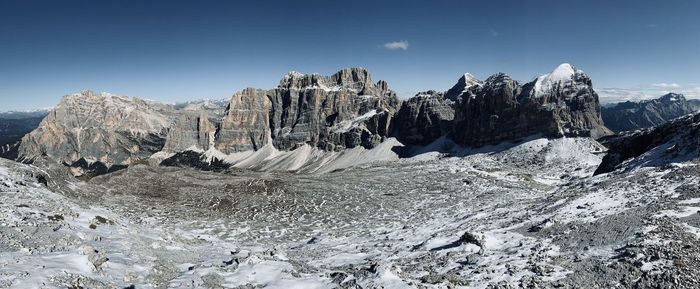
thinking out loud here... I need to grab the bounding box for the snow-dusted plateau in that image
[2,65,700,288]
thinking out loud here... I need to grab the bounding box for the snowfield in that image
[1,137,700,288]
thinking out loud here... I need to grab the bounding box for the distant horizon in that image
[2,0,699,110]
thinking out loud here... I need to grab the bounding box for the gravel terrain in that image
[1,137,699,288]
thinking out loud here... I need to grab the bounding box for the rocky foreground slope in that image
[596,111,700,174]
[602,93,699,132]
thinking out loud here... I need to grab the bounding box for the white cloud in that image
[646,23,658,28]
[490,29,500,37]
[382,40,409,51]
[651,83,680,88]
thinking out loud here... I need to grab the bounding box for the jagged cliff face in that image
[396,64,611,147]
[18,91,176,175]
[216,88,272,152]
[394,91,455,145]
[601,93,699,132]
[216,68,400,153]
[451,64,610,146]
[162,112,217,153]
[521,64,610,138]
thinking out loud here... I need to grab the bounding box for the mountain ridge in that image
[13,64,612,176]
[602,93,699,132]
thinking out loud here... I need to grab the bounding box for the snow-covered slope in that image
[159,137,403,173]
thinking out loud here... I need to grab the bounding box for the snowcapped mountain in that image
[398,63,611,147]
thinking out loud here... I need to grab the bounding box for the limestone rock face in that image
[215,68,400,152]
[216,88,272,153]
[162,112,218,153]
[393,91,455,145]
[451,64,611,147]
[17,91,176,175]
[601,93,699,132]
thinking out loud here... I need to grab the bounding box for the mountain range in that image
[3,63,699,177]
[602,93,700,132]
[11,64,611,176]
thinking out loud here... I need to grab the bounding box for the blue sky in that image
[1,0,699,110]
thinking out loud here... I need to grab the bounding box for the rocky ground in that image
[1,137,700,288]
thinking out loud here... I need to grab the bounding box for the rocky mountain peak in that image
[277,67,376,92]
[658,92,685,103]
[445,72,482,101]
[329,67,373,89]
[18,91,178,176]
[482,73,518,89]
[530,63,590,99]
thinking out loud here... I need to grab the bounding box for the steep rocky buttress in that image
[215,67,400,153]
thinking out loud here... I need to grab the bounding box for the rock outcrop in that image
[215,68,400,153]
[17,91,176,176]
[451,64,611,147]
[444,73,482,101]
[395,63,611,148]
[216,88,273,153]
[16,69,401,176]
[595,112,700,175]
[601,93,699,132]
